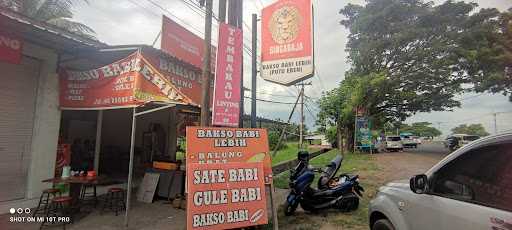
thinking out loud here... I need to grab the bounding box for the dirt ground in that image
[276,143,448,230]
[372,150,446,183]
[0,144,448,230]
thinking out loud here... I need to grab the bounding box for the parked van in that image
[385,136,403,152]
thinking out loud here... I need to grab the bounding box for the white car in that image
[385,136,403,152]
[411,136,422,145]
[369,133,512,230]
[400,135,418,148]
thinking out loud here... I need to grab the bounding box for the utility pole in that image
[227,0,244,128]
[238,0,244,128]
[299,85,304,149]
[297,82,311,149]
[251,13,257,128]
[218,0,227,22]
[200,0,213,126]
[493,112,498,134]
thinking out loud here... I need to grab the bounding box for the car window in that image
[465,136,480,141]
[387,137,401,141]
[432,143,512,212]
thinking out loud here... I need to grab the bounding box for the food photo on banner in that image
[260,0,314,86]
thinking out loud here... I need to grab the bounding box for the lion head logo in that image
[269,5,300,44]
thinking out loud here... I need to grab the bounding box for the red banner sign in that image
[261,0,314,86]
[161,16,216,70]
[142,48,212,107]
[0,31,23,64]
[186,162,268,230]
[212,23,243,127]
[59,51,193,109]
[186,127,272,183]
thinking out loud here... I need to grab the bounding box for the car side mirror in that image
[410,174,428,194]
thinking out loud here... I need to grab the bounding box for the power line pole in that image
[200,0,213,126]
[494,112,498,134]
[227,0,244,127]
[251,13,258,128]
[297,82,312,149]
[238,0,244,128]
[218,0,227,22]
[300,85,304,149]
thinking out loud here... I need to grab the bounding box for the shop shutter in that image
[0,57,40,201]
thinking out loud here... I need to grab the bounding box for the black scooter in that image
[284,151,364,215]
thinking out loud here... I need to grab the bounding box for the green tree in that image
[399,122,442,137]
[340,0,509,119]
[1,0,96,38]
[473,8,512,100]
[451,124,490,136]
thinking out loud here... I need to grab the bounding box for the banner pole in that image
[269,182,279,230]
[124,107,137,228]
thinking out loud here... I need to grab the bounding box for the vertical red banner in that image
[212,23,243,127]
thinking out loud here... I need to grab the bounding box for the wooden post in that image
[251,13,258,128]
[200,0,213,126]
[167,107,177,161]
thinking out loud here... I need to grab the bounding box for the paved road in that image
[407,141,449,155]
[374,141,450,183]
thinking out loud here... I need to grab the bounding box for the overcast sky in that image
[73,0,512,136]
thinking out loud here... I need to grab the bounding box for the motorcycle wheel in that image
[300,202,315,212]
[336,193,360,211]
[284,201,298,216]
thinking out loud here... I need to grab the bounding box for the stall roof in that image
[0,8,106,54]
[60,44,204,73]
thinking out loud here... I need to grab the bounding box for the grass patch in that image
[271,142,316,166]
[275,150,380,230]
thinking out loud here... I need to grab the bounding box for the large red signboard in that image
[186,162,268,230]
[161,16,216,70]
[0,31,23,64]
[186,127,272,183]
[212,23,243,127]
[261,0,314,86]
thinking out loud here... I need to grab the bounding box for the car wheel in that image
[372,219,395,230]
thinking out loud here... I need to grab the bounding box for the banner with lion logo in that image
[261,0,314,86]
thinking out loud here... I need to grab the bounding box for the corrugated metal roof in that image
[0,8,106,53]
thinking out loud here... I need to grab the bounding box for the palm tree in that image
[0,0,96,39]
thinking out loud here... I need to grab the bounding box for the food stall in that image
[57,45,209,225]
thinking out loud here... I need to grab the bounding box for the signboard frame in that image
[260,0,315,86]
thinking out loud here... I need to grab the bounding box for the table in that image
[42,176,109,210]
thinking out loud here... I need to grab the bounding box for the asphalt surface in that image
[406,141,450,155]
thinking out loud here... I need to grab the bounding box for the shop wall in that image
[0,42,60,214]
